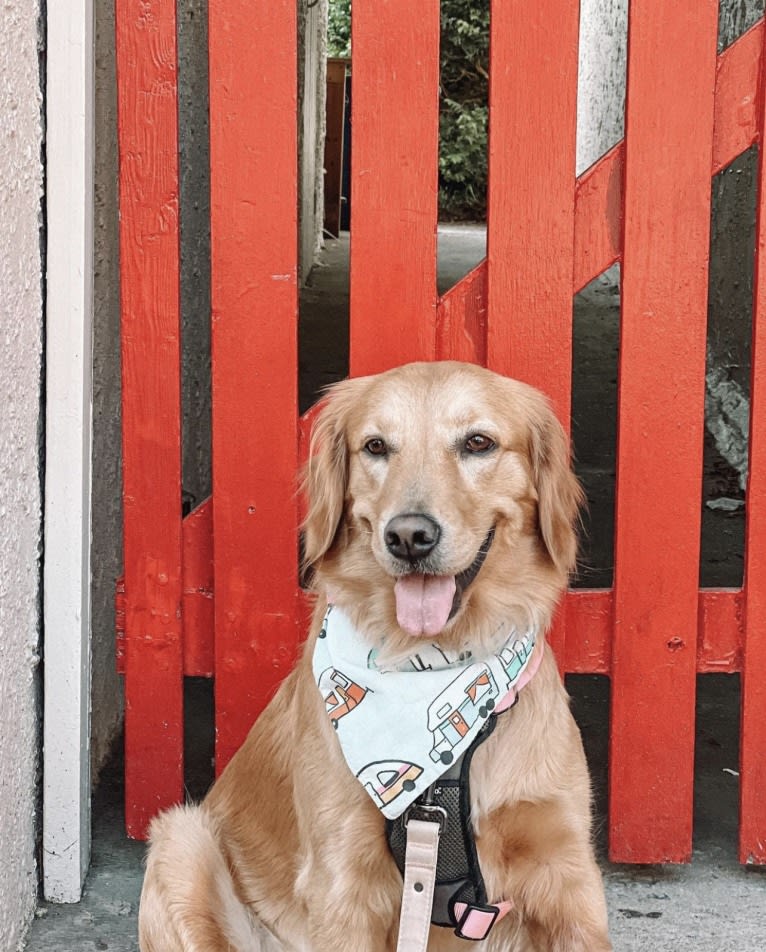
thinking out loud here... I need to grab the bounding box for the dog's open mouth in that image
[393,529,495,637]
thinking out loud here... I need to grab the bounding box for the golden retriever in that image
[138,360,612,951]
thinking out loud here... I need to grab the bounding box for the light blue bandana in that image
[312,604,537,819]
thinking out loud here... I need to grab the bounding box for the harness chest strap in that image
[393,643,544,948]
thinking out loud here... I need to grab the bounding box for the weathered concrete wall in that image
[299,0,328,283]
[0,0,43,947]
[91,0,124,778]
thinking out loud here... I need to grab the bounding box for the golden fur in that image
[139,361,612,951]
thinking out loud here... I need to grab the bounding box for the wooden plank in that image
[575,21,762,292]
[697,588,743,673]
[564,589,743,675]
[115,0,184,839]
[574,146,622,293]
[43,0,94,896]
[610,0,718,864]
[183,500,214,677]
[740,24,766,861]
[436,264,487,364]
[713,19,762,176]
[209,0,301,772]
[118,502,215,680]
[349,0,440,374]
[565,590,612,674]
[323,59,347,238]
[486,0,578,418]
[486,0,579,669]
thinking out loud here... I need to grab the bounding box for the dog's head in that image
[302,361,582,651]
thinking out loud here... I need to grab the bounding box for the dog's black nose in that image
[384,513,441,561]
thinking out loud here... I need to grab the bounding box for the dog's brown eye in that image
[465,433,496,454]
[364,438,388,457]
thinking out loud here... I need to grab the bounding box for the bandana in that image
[312,604,537,819]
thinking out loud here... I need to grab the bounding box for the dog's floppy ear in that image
[526,393,584,577]
[301,380,357,570]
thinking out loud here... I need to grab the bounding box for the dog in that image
[138,360,612,951]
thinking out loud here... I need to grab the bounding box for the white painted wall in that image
[43,0,94,901]
[299,0,329,283]
[0,0,44,947]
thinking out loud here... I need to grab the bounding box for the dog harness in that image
[312,603,543,943]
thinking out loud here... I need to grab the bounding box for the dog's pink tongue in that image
[394,575,457,637]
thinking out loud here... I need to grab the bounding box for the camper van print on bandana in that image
[313,604,537,819]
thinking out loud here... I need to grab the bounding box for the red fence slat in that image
[486,0,579,669]
[115,0,184,839]
[182,501,214,677]
[740,28,766,862]
[208,0,301,772]
[349,0,440,374]
[713,20,762,175]
[486,0,579,420]
[697,588,743,673]
[574,146,622,293]
[610,0,718,864]
[436,265,487,365]
[563,589,744,676]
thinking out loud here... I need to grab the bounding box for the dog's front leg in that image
[295,831,403,952]
[513,855,611,952]
[303,897,399,952]
[480,800,612,952]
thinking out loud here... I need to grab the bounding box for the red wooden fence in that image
[116,0,766,865]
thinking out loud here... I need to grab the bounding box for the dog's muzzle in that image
[449,528,495,620]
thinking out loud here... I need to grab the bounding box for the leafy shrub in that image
[327,0,351,57]
[439,0,489,220]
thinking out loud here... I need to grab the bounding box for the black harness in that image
[386,713,503,938]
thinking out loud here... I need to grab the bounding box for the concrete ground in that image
[24,227,766,950]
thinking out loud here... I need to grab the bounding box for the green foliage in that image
[439,100,488,220]
[439,0,489,220]
[327,0,351,57]
[326,0,489,220]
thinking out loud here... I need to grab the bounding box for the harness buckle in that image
[404,802,448,835]
[453,901,501,941]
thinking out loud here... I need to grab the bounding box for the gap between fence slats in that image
[208,0,301,773]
